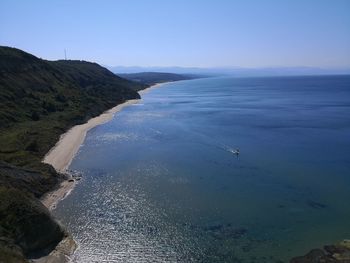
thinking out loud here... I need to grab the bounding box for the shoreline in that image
[42,99,140,173]
[38,82,167,263]
[41,82,167,210]
[40,99,139,211]
[138,82,166,95]
[43,82,167,174]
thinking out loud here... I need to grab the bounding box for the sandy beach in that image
[43,99,140,173]
[40,99,139,211]
[139,82,166,95]
[37,83,167,263]
[43,83,167,174]
[41,82,167,210]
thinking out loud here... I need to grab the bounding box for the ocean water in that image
[53,76,350,263]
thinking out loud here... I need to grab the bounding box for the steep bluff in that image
[0,46,146,262]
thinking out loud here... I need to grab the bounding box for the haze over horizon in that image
[1,0,349,69]
[1,1,350,262]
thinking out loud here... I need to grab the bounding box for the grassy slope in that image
[0,47,145,170]
[0,46,146,262]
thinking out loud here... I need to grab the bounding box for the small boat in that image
[231,148,240,156]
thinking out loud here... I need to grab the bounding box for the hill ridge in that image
[0,46,146,262]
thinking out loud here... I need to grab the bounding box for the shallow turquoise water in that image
[54,76,350,262]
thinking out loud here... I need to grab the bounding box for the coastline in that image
[40,99,139,211]
[41,82,167,210]
[38,82,167,263]
[43,82,167,175]
[42,99,140,174]
[138,82,166,95]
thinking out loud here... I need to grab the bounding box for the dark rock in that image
[324,244,348,255]
[290,249,327,263]
[290,240,350,263]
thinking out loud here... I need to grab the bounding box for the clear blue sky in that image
[1,0,349,68]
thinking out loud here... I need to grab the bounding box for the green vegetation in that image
[118,71,199,85]
[0,46,146,262]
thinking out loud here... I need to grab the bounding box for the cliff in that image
[0,46,146,262]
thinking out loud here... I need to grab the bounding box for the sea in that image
[53,75,350,263]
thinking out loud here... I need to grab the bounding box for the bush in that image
[30,112,40,121]
[42,101,56,112]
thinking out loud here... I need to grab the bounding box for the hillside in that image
[118,71,199,85]
[0,46,146,262]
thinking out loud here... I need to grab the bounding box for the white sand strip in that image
[42,99,139,173]
[37,83,168,263]
[40,99,139,210]
[41,83,167,209]
[43,82,167,173]
[138,82,167,95]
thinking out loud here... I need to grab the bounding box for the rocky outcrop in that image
[290,240,350,263]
